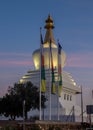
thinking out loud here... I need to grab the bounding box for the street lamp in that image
[23,100,25,130]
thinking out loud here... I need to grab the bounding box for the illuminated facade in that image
[19,15,81,121]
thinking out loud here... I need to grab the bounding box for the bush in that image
[28,124,41,130]
[4,126,16,130]
[49,125,61,130]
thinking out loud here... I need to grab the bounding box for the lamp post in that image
[23,100,25,130]
[81,86,83,123]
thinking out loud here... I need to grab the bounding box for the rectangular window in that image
[70,95,72,101]
[67,95,69,100]
[64,94,66,100]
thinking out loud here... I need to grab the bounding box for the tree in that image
[0,81,47,120]
[0,94,22,120]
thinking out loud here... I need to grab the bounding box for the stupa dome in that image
[33,45,66,70]
[32,15,66,70]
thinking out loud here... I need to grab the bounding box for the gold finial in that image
[44,15,54,29]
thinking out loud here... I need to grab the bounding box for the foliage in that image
[49,126,55,130]
[0,81,47,120]
[55,126,61,130]
[28,124,41,130]
[3,126,16,130]
[49,126,61,130]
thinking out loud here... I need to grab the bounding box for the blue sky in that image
[0,0,93,96]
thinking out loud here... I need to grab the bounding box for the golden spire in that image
[44,15,54,29]
[44,15,56,47]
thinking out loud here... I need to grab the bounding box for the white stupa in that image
[19,15,81,121]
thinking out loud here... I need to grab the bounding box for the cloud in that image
[0,52,34,67]
[1,52,93,68]
[0,52,31,57]
[0,60,34,66]
[66,52,93,68]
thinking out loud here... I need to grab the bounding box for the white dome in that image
[32,46,66,70]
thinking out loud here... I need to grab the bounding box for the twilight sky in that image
[0,0,93,97]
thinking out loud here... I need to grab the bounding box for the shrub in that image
[28,124,41,130]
